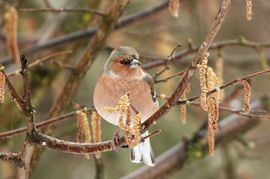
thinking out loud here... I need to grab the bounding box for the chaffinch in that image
[93,46,158,166]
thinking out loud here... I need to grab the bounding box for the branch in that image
[121,98,270,179]
[2,70,25,112]
[19,8,105,17]
[143,38,270,70]
[0,0,169,66]
[20,55,35,133]
[177,69,270,105]
[16,55,37,179]
[7,50,73,77]
[0,152,24,168]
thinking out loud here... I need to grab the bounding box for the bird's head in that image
[104,46,142,76]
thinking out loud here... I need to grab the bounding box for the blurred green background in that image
[1,0,270,178]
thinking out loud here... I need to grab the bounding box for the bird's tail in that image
[130,131,155,166]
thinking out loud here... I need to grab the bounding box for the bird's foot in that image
[112,128,121,152]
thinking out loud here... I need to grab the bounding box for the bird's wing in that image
[143,73,158,105]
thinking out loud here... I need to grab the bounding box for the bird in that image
[93,46,159,166]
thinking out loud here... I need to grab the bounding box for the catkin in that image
[130,113,142,148]
[198,53,222,156]
[76,111,91,159]
[118,108,126,130]
[4,6,20,64]
[180,91,187,125]
[76,112,84,143]
[207,97,219,157]
[0,67,5,103]
[91,111,102,159]
[124,107,133,146]
[104,94,130,130]
[198,53,222,111]
[180,84,190,125]
[238,80,251,112]
[215,50,225,100]
[198,54,209,111]
[207,67,222,103]
[246,0,253,21]
[105,94,142,148]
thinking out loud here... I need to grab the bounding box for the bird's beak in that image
[130,59,141,68]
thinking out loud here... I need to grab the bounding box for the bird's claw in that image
[112,128,121,152]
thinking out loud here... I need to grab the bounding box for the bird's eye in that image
[120,59,131,65]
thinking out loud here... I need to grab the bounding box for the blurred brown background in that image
[0,0,270,178]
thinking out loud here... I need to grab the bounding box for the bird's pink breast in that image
[93,74,158,126]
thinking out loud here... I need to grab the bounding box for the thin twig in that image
[19,8,105,17]
[2,69,25,112]
[52,60,75,71]
[190,102,270,120]
[153,44,181,80]
[155,70,186,83]
[143,38,270,70]
[7,50,73,76]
